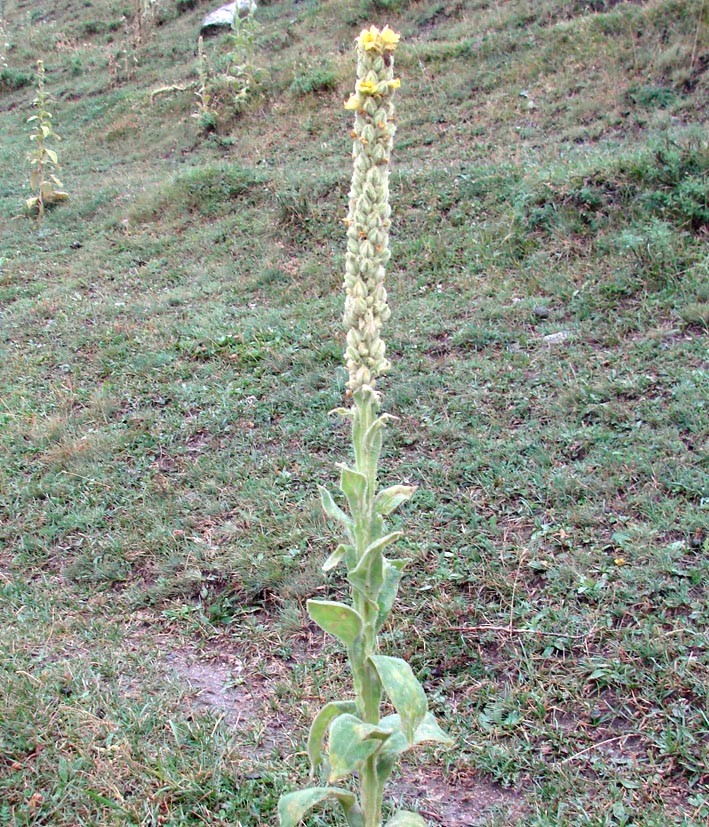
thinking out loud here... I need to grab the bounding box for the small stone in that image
[543,330,572,345]
[533,305,549,319]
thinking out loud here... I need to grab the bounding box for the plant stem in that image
[351,390,383,827]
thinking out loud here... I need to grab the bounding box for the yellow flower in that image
[358,25,380,52]
[356,24,400,54]
[387,78,401,90]
[344,94,361,110]
[357,79,378,95]
[379,25,400,52]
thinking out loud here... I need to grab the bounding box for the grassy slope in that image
[1,0,708,825]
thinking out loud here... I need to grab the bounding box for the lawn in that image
[1,0,708,825]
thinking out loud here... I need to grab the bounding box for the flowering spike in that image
[343,25,400,395]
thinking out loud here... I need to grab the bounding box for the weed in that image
[0,64,32,91]
[290,60,339,96]
[280,27,450,827]
[25,60,68,219]
[1,1,709,825]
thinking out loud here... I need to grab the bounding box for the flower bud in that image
[342,26,400,394]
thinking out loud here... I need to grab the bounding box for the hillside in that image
[1,1,708,825]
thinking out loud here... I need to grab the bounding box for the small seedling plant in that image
[26,60,68,219]
[279,26,452,827]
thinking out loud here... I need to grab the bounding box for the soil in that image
[170,647,527,826]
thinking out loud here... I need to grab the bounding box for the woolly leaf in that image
[385,811,426,827]
[328,713,392,782]
[307,600,363,648]
[374,484,416,516]
[318,486,352,534]
[339,465,368,516]
[369,655,427,743]
[376,557,409,631]
[411,712,454,747]
[322,543,354,572]
[307,700,357,775]
[278,787,361,827]
[348,532,402,598]
[375,712,452,784]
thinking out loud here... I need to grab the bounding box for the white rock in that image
[543,330,572,345]
[237,0,257,15]
[201,1,256,34]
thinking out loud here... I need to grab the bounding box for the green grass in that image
[1,0,708,825]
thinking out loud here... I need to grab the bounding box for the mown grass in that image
[1,0,708,825]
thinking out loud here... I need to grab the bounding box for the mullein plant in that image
[26,60,68,219]
[279,26,452,827]
[193,35,218,132]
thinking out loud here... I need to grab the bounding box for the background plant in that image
[191,8,263,126]
[193,34,218,132]
[279,26,451,827]
[220,7,262,115]
[25,59,68,219]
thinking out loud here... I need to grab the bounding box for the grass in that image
[1,0,708,825]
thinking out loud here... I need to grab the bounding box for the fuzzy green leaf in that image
[374,484,417,516]
[374,716,408,783]
[328,713,392,782]
[385,811,427,827]
[376,558,409,631]
[318,486,352,534]
[307,600,363,647]
[369,656,427,743]
[380,712,453,749]
[279,787,361,827]
[361,415,391,475]
[375,709,453,785]
[307,700,357,775]
[411,712,454,747]
[322,543,353,572]
[339,465,368,516]
[348,532,402,599]
[45,148,59,165]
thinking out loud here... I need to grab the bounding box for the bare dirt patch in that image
[167,645,298,757]
[392,764,526,826]
[168,641,527,824]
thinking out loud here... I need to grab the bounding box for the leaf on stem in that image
[307,700,357,775]
[339,464,369,516]
[410,711,454,747]
[328,713,392,782]
[374,484,417,516]
[278,787,361,827]
[369,655,427,743]
[384,811,427,827]
[375,558,409,631]
[375,712,452,784]
[307,600,363,647]
[322,543,354,572]
[318,486,353,536]
[348,532,402,598]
